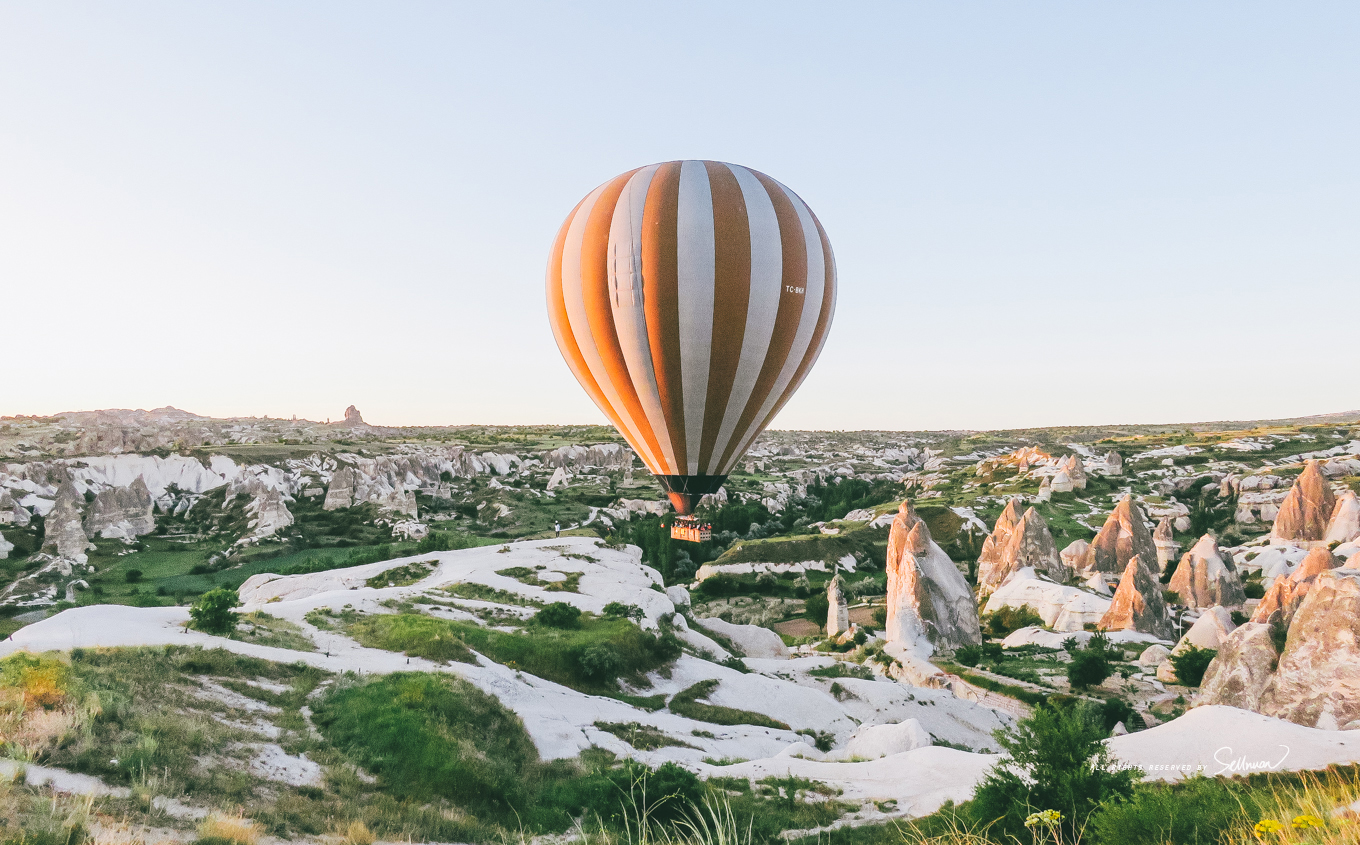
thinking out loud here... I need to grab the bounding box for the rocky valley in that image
[1,406,1359,845]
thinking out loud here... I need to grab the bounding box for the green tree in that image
[1168,645,1218,687]
[970,701,1139,844]
[189,587,241,635]
[535,602,582,629]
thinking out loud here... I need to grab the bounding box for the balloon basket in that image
[670,516,711,543]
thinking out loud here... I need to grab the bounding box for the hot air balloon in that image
[546,160,836,540]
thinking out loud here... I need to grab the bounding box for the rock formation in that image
[977,506,1069,596]
[976,499,1023,593]
[0,531,12,560]
[1083,496,1159,576]
[1258,569,1360,729]
[1036,476,1053,502]
[827,574,849,637]
[1168,534,1246,609]
[1152,518,1181,573]
[1051,470,1074,494]
[1098,554,1173,640]
[323,467,358,510]
[1270,461,1336,547]
[42,481,91,560]
[247,489,294,539]
[338,405,369,428]
[323,466,417,517]
[1196,622,1281,713]
[83,477,155,540]
[1060,539,1090,573]
[983,569,1111,632]
[885,501,981,654]
[1250,547,1337,626]
[1062,455,1087,490]
[1104,451,1123,476]
[1325,491,1360,545]
[1201,569,1360,730]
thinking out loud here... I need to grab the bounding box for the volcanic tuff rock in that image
[1325,491,1360,545]
[1196,622,1281,713]
[339,405,367,427]
[1259,569,1360,729]
[1169,534,1246,609]
[1084,496,1159,576]
[1060,539,1090,573]
[827,574,849,637]
[1250,547,1338,626]
[1153,518,1181,573]
[543,443,632,470]
[43,481,91,559]
[247,489,294,539]
[1062,455,1087,489]
[885,501,981,654]
[977,506,1069,596]
[83,477,155,540]
[323,467,359,510]
[1098,554,1173,640]
[1270,461,1336,547]
[982,569,1111,632]
[1104,451,1123,476]
[976,499,1023,593]
[0,532,12,560]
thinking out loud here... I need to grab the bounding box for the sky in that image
[2,2,1358,431]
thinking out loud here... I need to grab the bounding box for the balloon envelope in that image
[546,160,836,514]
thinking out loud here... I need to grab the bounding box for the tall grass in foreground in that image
[1219,771,1360,845]
[511,792,755,845]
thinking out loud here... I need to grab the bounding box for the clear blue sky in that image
[3,2,1358,430]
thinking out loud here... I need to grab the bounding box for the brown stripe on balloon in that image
[728,207,837,473]
[577,168,669,470]
[696,161,751,473]
[713,169,808,472]
[641,161,687,474]
[546,200,633,442]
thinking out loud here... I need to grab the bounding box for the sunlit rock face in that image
[1169,534,1246,610]
[1098,554,1173,640]
[1270,461,1336,548]
[1083,496,1158,576]
[885,501,981,654]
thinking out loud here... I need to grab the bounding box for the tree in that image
[1169,645,1218,687]
[535,602,582,629]
[1066,633,1115,690]
[189,588,241,635]
[970,701,1139,844]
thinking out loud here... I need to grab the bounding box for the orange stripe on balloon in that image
[697,161,750,474]
[641,161,687,474]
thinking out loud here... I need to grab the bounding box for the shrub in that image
[577,644,625,681]
[197,812,262,845]
[1169,645,1218,687]
[969,701,1139,843]
[124,569,143,583]
[697,574,741,597]
[1089,776,1253,845]
[189,588,241,635]
[536,602,582,629]
[803,591,830,623]
[983,605,1044,638]
[1244,582,1265,599]
[1067,646,1113,690]
[602,601,644,620]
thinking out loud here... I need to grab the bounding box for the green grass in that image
[668,680,790,730]
[342,611,681,693]
[593,721,697,750]
[231,611,317,652]
[713,529,886,567]
[365,559,438,588]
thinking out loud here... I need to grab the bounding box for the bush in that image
[1244,581,1265,599]
[696,574,740,598]
[969,701,1139,844]
[189,588,241,635]
[803,591,830,623]
[1169,645,1218,687]
[1088,776,1253,845]
[982,605,1044,638]
[536,602,582,629]
[602,601,643,620]
[124,569,143,584]
[1067,647,1113,690]
[577,644,625,682]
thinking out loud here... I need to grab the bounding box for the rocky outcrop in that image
[1169,534,1246,609]
[1250,547,1337,626]
[0,531,12,560]
[337,405,369,428]
[1157,607,1239,683]
[1061,455,1087,490]
[977,506,1068,596]
[827,574,849,637]
[1084,496,1159,576]
[1060,539,1090,572]
[323,465,419,517]
[1270,461,1336,547]
[1104,451,1123,476]
[1152,518,1180,573]
[246,489,294,539]
[1259,569,1360,729]
[1050,470,1074,494]
[323,467,358,510]
[1325,491,1360,545]
[1098,554,1173,640]
[83,477,155,540]
[885,501,981,654]
[543,443,632,470]
[983,569,1111,632]
[976,499,1024,591]
[42,481,91,560]
[1197,622,1281,713]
